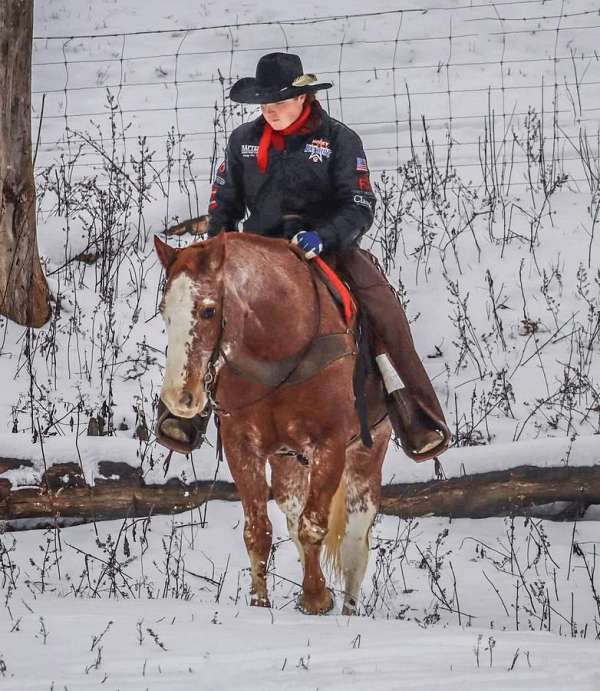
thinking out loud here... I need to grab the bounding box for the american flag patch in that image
[356,157,369,172]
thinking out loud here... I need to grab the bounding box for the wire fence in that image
[18,1,600,449]
[32,0,600,213]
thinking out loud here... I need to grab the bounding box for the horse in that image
[154,231,391,615]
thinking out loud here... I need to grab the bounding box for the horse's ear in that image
[207,232,226,272]
[154,235,178,271]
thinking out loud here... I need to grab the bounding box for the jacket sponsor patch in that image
[353,193,373,211]
[358,174,372,192]
[304,138,332,163]
[241,144,259,158]
[356,157,369,172]
[209,184,219,209]
[214,175,226,186]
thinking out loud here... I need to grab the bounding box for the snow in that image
[2,597,599,690]
[1,504,600,688]
[0,0,599,687]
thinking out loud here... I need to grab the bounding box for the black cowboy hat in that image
[229,52,333,104]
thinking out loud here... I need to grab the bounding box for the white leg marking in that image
[341,501,377,612]
[278,496,305,566]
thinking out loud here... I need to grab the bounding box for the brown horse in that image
[154,232,391,615]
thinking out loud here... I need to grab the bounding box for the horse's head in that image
[154,233,226,418]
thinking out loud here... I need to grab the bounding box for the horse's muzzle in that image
[155,398,210,454]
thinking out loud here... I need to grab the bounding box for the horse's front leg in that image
[224,440,272,607]
[297,440,345,614]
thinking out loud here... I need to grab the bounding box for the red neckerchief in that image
[257,102,313,173]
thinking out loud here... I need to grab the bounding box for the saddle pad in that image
[313,257,357,326]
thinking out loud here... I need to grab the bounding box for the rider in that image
[193,53,450,461]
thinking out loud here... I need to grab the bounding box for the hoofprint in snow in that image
[1,503,600,690]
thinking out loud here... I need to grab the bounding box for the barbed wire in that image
[32,0,581,40]
[29,88,600,122]
[33,110,600,152]
[33,3,600,202]
[36,176,594,201]
[31,54,600,95]
[32,153,592,172]
[32,50,600,71]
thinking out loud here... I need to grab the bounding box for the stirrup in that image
[386,389,447,461]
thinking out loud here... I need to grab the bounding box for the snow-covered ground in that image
[0,0,599,687]
[1,504,600,689]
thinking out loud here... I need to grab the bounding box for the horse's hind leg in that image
[222,435,272,607]
[339,499,376,615]
[340,419,391,615]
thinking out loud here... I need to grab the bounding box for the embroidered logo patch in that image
[356,157,369,172]
[304,138,332,163]
[209,185,218,210]
[353,193,373,211]
[358,174,372,193]
[241,144,259,158]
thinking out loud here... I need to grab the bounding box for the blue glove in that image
[291,230,323,260]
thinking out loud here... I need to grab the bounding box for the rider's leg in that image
[331,247,451,461]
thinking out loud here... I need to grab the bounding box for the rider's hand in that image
[291,231,323,260]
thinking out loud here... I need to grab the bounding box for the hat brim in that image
[229,78,333,104]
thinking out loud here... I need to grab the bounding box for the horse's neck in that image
[223,239,318,360]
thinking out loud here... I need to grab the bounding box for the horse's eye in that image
[201,306,216,320]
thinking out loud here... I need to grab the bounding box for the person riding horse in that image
[163,52,451,462]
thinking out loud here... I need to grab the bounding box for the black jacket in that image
[206,102,376,251]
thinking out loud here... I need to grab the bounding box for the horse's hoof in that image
[250,595,271,608]
[341,598,357,616]
[296,589,335,615]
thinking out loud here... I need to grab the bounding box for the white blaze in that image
[160,273,204,415]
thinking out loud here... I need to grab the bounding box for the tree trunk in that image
[0,0,51,327]
[1,459,599,526]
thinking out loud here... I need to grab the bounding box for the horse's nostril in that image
[179,390,194,408]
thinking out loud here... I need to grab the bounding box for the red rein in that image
[314,256,357,327]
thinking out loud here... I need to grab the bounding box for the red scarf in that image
[257,103,313,173]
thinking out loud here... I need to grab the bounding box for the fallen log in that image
[1,460,599,527]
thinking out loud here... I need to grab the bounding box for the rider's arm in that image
[315,128,376,251]
[206,133,245,237]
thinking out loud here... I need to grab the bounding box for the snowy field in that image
[1,505,600,689]
[0,0,599,688]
